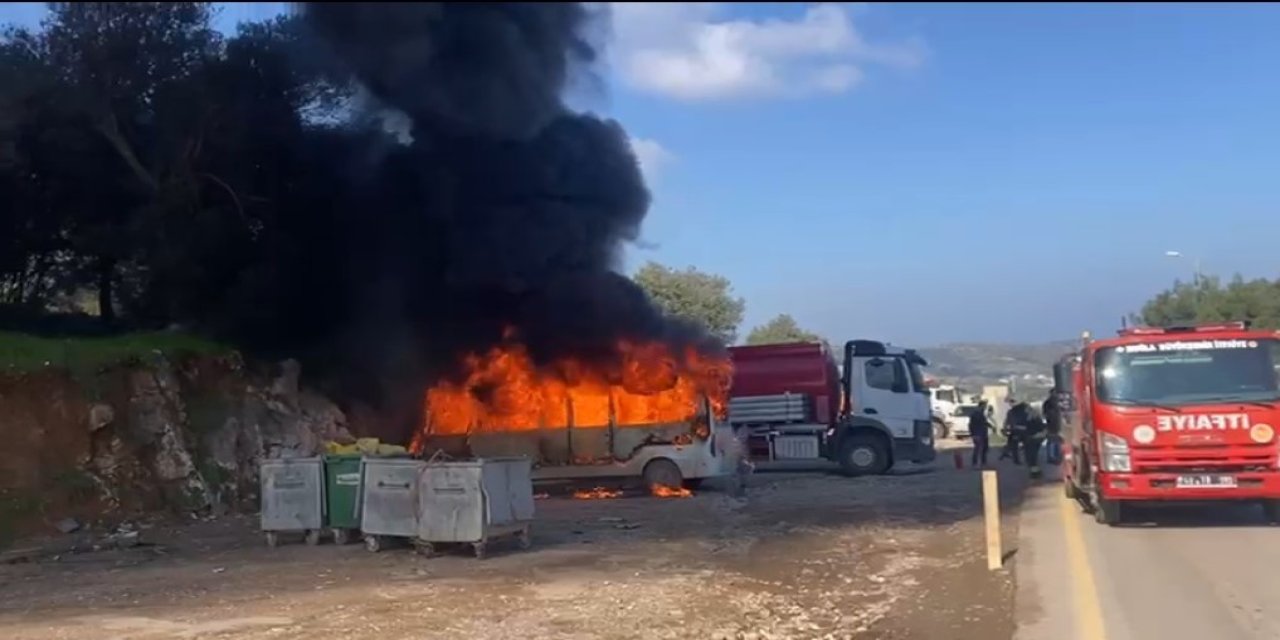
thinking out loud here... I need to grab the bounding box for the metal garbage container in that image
[324,453,363,544]
[359,457,425,552]
[260,456,325,547]
[416,457,535,558]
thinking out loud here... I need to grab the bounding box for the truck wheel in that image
[932,418,949,441]
[1092,491,1123,526]
[642,459,683,491]
[1262,500,1280,524]
[1063,477,1084,501]
[839,436,890,476]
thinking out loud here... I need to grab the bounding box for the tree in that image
[0,6,347,330]
[745,314,822,346]
[633,261,745,344]
[0,3,223,324]
[1135,275,1280,329]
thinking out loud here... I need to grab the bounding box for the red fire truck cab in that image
[1059,322,1280,525]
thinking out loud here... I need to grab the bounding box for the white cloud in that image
[607,3,926,102]
[628,136,674,183]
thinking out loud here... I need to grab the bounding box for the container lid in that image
[323,453,364,460]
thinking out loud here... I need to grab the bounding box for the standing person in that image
[1042,390,1063,465]
[969,399,994,468]
[1023,406,1048,478]
[1000,400,1030,464]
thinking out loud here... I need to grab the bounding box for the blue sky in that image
[6,3,1280,347]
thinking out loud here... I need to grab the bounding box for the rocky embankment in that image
[0,353,351,537]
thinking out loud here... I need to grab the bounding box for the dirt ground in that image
[0,442,1029,640]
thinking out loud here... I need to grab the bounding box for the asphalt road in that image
[1017,475,1280,640]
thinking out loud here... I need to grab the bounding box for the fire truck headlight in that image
[1100,432,1131,473]
[1250,423,1274,444]
[1132,425,1156,445]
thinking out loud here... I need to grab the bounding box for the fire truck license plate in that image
[1175,475,1237,488]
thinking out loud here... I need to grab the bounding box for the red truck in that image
[1058,322,1280,525]
[728,340,935,475]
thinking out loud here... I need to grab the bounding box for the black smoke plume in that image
[246,3,725,438]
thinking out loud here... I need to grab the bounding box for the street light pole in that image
[1164,250,1203,320]
[1164,250,1201,285]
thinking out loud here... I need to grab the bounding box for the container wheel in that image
[364,535,383,553]
[332,528,351,545]
[304,529,322,546]
[473,541,487,559]
[517,527,533,550]
[1262,500,1280,524]
[264,531,279,548]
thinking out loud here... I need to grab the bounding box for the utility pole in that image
[1165,250,1203,320]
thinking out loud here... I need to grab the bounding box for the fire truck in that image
[728,340,936,475]
[1057,322,1280,525]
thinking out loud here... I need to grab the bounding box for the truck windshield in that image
[908,361,927,393]
[1094,338,1280,406]
[935,388,958,403]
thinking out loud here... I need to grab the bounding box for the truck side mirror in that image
[1059,392,1076,411]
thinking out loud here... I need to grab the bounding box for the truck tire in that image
[932,418,949,441]
[1092,488,1123,526]
[1262,500,1280,524]
[838,435,890,476]
[1063,477,1084,501]
[642,458,683,491]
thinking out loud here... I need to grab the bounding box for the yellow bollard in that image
[983,470,1002,571]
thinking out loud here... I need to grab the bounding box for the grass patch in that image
[0,331,231,376]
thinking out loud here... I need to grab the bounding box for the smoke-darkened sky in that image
[5,3,1280,347]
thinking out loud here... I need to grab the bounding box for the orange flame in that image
[573,486,622,500]
[411,332,731,450]
[650,484,693,498]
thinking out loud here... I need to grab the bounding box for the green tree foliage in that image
[745,313,822,346]
[0,4,345,328]
[633,261,745,344]
[1135,275,1280,329]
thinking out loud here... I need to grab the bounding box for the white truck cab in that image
[830,340,937,475]
[929,384,962,438]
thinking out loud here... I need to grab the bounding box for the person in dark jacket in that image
[969,399,994,467]
[1023,407,1048,478]
[1000,400,1031,464]
[1042,390,1064,464]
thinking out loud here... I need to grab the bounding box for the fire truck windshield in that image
[1094,338,1280,406]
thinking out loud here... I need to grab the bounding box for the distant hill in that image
[918,340,1078,394]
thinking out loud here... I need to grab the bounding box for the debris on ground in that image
[0,443,1026,640]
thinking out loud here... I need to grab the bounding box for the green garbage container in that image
[324,454,363,545]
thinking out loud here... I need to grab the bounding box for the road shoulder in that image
[1014,477,1081,640]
